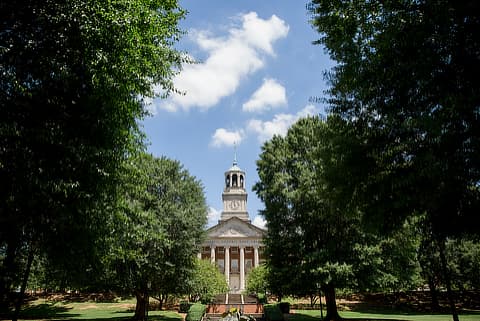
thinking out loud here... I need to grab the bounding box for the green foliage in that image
[189,259,228,304]
[308,0,480,237]
[245,265,269,296]
[264,304,284,321]
[254,116,425,319]
[185,303,206,321]
[308,1,480,319]
[278,302,290,314]
[447,238,480,290]
[179,300,191,313]
[254,117,367,292]
[0,0,187,304]
[105,153,207,319]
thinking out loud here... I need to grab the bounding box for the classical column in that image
[197,252,202,259]
[210,246,216,265]
[240,246,245,291]
[254,246,259,267]
[225,246,230,286]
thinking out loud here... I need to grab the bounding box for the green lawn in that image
[290,308,480,321]
[5,299,480,321]
[3,298,184,321]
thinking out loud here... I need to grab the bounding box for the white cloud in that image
[207,207,221,227]
[155,12,289,112]
[252,215,267,229]
[243,78,287,112]
[247,105,319,142]
[210,128,244,148]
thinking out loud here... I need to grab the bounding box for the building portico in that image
[200,157,266,293]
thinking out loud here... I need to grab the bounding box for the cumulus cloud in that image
[155,12,289,112]
[242,78,287,112]
[247,105,319,142]
[252,215,267,229]
[210,128,244,148]
[207,207,221,227]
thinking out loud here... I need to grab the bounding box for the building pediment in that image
[207,217,266,239]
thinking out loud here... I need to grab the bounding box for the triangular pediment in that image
[207,217,266,238]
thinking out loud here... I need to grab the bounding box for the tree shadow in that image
[343,300,480,317]
[290,309,480,321]
[1,303,80,320]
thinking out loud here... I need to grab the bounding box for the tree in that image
[245,265,269,297]
[106,154,207,321]
[0,0,186,315]
[309,1,480,320]
[254,116,378,320]
[189,259,228,304]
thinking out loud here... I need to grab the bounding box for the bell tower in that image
[220,151,249,222]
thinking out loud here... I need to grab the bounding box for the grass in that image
[1,297,184,321]
[3,296,480,321]
[289,308,480,321]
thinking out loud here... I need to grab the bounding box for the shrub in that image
[179,300,191,313]
[264,304,284,321]
[257,293,267,304]
[186,303,206,321]
[278,302,290,314]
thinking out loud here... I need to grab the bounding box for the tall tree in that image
[0,0,186,314]
[255,116,377,320]
[309,1,480,320]
[106,154,207,321]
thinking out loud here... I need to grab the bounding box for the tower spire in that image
[233,141,238,166]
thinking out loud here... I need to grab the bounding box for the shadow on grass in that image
[343,301,480,317]
[290,311,420,321]
[1,304,131,321]
[291,307,480,321]
[0,303,80,320]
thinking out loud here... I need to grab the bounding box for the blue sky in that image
[141,0,334,228]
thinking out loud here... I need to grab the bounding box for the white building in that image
[199,158,266,293]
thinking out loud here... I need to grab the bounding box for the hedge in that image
[278,302,290,314]
[186,303,206,321]
[179,300,192,313]
[264,304,284,321]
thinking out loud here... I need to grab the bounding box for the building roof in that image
[206,216,266,239]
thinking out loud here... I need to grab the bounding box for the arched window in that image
[232,174,238,187]
[225,175,230,188]
[240,175,244,188]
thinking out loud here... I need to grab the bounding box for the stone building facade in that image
[199,158,266,293]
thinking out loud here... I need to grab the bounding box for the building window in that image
[231,259,239,273]
[202,247,210,253]
[217,259,225,273]
[232,174,238,187]
[231,247,238,254]
[225,175,230,188]
[218,247,225,254]
[245,247,253,254]
[245,259,253,273]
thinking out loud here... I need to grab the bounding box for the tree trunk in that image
[322,283,341,321]
[438,238,459,321]
[12,244,35,321]
[427,275,440,311]
[133,290,148,321]
[0,240,19,309]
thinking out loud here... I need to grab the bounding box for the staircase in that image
[206,294,264,320]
